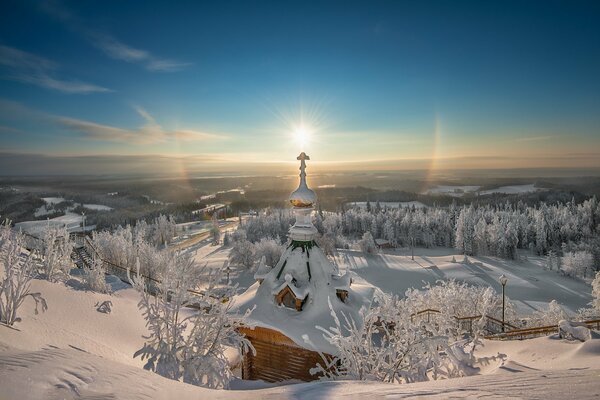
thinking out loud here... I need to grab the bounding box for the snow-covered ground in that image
[335,248,592,314]
[15,212,85,236]
[83,204,113,211]
[349,201,427,209]
[480,183,540,195]
[424,185,481,197]
[1,274,599,399]
[192,243,593,315]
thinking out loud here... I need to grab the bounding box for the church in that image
[234,152,375,382]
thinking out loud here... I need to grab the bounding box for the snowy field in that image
[15,212,84,236]
[480,183,540,195]
[334,248,592,314]
[83,203,113,211]
[0,275,599,399]
[424,185,481,196]
[191,245,593,315]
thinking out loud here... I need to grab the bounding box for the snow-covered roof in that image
[232,243,376,355]
[272,274,310,300]
[253,256,271,281]
[331,271,352,291]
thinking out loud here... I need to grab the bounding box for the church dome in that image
[289,185,317,208]
[289,152,317,208]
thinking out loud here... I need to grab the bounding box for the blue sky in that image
[1,0,599,174]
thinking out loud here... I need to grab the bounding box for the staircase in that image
[71,245,93,269]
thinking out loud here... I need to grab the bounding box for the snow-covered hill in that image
[1,276,599,399]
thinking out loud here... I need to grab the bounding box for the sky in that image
[0,0,599,175]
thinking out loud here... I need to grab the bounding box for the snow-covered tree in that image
[253,238,284,267]
[210,214,221,246]
[561,251,594,278]
[82,256,109,293]
[151,214,176,247]
[40,225,73,281]
[0,227,47,326]
[528,300,568,327]
[359,231,377,254]
[130,252,252,389]
[228,239,255,269]
[312,295,482,384]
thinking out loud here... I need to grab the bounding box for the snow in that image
[1,270,599,399]
[335,248,593,315]
[83,203,113,211]
[480,183,540,195]
[425,185,481,197]
[15,212,84,236]
[231,244,378,355]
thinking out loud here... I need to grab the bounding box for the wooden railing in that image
[410,307,600,340]
[487,319,600,340]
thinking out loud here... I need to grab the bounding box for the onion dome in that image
[289,152,317,208]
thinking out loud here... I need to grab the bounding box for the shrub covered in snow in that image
[40,225,73,282]
[130,252,252,389]
[359,231,377,254]
[527,300,568,327]
[228,239,255,270]
[312,295,483,384]
[82,256,110,293]
[0,225,47,326]
[558,320,591,342]
[252,238,284,267]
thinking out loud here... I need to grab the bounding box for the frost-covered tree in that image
[82,256,109,293]
[253,238,284,267]
[315,233,336,257]
[312,295,483,384]
[130,252,252,388]
[228,238,255,269]
[561,251,594,278]
[528,300,568,327]
[0,227,47,326]
[151,214,176,247]
[40,225,73,281]
[210,214,221,246]
[359,231,377,254]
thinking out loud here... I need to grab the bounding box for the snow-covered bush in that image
[210,216,221,246]
[40,226,73,281]
[403,280,508,338]
[253,238,284,267]
[0,229,47,326]
[359,231,377,254]
[527,300,568,327]
[312,295,481,384]
[131,252,252,389]
[315,233,336,257]
[561,251,594,278]
[151,214,176,247]
[82,256,109,293]
[228,239,255,269]
[558,320,591,342]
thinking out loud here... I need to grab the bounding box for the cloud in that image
[57,105,227,144]
[0,45,111,94]
[42,2,190,72]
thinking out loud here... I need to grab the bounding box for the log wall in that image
[239,326,328,382]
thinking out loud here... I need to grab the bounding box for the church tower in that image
[235,153,373,382]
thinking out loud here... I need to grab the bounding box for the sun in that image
[294,125,311,149]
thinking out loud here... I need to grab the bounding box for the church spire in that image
[288,152,317,241]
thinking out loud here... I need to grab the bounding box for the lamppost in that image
[82,211,86,234]
[499,274,508,332]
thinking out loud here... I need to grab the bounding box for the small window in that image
[281,290,297,309]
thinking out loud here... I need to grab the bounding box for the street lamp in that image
[82,211,86,234]
[499,274,508,332]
